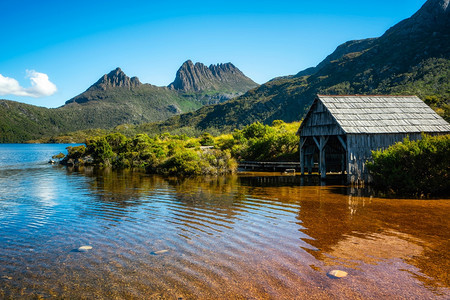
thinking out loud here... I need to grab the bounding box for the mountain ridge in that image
[0,61,257,142]
[148,0,450,133]
[88,67,142,91]
[1,0,449,143]
[168,60,258,93]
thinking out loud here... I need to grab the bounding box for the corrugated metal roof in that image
[316,95,450,134]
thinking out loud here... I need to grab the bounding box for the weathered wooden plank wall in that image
[300,101,344,137]
[346,133,423,183]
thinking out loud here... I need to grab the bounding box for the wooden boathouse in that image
[298,95,450,184]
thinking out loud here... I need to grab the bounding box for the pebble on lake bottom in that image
[151,249,169,255]
[327,270,348,278]
[78,245,93,252]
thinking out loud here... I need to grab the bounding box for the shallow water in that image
[0,144,448,299]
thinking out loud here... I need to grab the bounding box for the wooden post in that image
[300,137,306,175]
[308,153,314,174]
[318,136,329,180]
[337,135,347,175]
[319,138,326,180]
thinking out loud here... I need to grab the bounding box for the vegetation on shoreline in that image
[55,122,450,197]
[367,134,450,197]
[58,121,300,176]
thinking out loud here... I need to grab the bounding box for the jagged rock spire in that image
[88,67,141,91]
[168,60,257,93]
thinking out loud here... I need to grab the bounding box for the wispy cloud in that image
[0,70,57,98]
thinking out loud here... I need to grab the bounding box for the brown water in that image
[0,147,449,299]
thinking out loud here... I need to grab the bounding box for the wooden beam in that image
[337,135,347,151]
[300,136,307,149]
[320,136,329,150]
[312,136,320,149]
[300,137,305,175]
[319,136,329,179]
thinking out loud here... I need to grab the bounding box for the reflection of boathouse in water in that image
[297,95,450,184]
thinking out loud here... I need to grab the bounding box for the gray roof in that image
[317,95,450,134]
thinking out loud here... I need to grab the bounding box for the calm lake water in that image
[0,144,448,299]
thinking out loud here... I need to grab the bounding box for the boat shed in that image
[297,95,450,184]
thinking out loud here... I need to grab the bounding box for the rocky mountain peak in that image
[168,60,257,93]
[65,68,142,105]
[88,67,141,91]
[383,0,450,38]
[419,0,449,15]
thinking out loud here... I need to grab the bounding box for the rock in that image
[65,68,142,104]
[89,68,142,91]
[168,60,258,93]
[151,249,169,255]
[77,245,93,252]
[1,275,12,280]
[167,104,182,114]
[327,270,348,278]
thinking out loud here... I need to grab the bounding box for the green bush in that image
[105,133,127,152]
[66,145,86,159]
[161,149,202,175]
[86,136,114,166]
[59,121,301,175]
[229,122,299,161]
[199,132,215,146]
[367,134,450,197]
[52,152,66,160]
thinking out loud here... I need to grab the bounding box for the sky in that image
[0,0,426,108]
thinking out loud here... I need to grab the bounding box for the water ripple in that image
[0,146,448,299]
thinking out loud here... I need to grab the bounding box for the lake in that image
[0,144,448,299]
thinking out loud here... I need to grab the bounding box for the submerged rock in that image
[151,249,169,255]
[327,270,348,278]
[77,245,93,252]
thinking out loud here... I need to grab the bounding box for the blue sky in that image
[0,0,426,108]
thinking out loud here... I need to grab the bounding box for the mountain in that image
[2,0,449,142]
[0,62,257,142]
[169,60,258,94]
[0,100,67,142]
[151,0,450,133]
[66,68,142,105]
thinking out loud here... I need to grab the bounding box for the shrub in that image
[52,152,65,160]
[367,134,450,197]
[161,149,202,175]
[105,133,127,152]
[86,137,114,166]
[66,145,86,159]
[199,132,215,146]
[58,121,301,175]
[230,122,299,161]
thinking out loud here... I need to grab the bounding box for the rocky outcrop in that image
[168,60,258,93]
[65,68,142,105]
[388,0,449,34]
[88,67,141,91]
